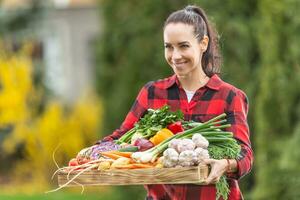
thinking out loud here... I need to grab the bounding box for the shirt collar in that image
[206,74,222,90]
[164,74,222,90]
[162,74,177,89]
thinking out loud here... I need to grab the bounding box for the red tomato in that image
[68,158,79,166]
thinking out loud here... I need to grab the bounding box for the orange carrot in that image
[109,151,133,158]
[100,152,124,160]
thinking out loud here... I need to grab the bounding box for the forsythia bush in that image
[0,42,102,193]
[0,44,32,131]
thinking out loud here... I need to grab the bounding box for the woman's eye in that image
[180,44,189,48]
[164,45,172,49]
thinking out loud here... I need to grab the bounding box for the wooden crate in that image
[58,165,209,186]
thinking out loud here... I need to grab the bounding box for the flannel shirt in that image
[103,74,253,200]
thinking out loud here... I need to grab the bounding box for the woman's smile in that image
[173,61,188,68]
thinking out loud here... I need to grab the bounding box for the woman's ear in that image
[200,35,209,52]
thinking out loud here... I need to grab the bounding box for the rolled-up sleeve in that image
[225,89,253,179]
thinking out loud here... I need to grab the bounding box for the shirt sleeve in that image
[225,89,253,180]
[100,83,150,142]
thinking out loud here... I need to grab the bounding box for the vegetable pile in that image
[50,105,240,200]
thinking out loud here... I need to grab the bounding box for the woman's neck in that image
[178,68,209,91]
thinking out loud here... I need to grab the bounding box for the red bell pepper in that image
[167,121,184,134]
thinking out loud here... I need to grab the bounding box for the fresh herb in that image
[116,105,183,144]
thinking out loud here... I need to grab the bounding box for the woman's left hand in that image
[203,159,228,184]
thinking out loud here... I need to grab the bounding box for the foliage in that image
[0,42,103,193]
[253,0,300,199]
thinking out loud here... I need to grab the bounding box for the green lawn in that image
[0,192,102,200]
[0,186,146,200]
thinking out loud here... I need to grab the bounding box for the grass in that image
[0,185,146,200]
[0,192,102,200]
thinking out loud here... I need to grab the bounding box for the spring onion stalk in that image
[116,128,136,144]
[185,119,227,128]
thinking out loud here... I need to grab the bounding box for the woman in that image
[100,5,253,200]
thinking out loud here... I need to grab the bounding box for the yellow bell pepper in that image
[149,128,174,146]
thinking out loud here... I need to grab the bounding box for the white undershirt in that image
[184,89,196,103]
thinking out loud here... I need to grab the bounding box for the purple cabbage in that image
[89,141,120,160]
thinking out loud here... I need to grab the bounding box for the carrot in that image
[100,152,124,160]
[109,151,133,158]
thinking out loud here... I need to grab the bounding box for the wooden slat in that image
[58,165,209,186]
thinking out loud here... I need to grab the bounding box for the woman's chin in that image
[174,72,188,78]
[172,68,185,75]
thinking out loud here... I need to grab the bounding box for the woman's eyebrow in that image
[178,41,189,45]
[164,41,189,45]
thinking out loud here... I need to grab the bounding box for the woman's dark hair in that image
[164,5,221,76]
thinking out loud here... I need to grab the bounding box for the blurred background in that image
[0,0,299,199]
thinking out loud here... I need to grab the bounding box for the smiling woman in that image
[91,4,253,200]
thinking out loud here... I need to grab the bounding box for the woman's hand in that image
[203,159,228,184]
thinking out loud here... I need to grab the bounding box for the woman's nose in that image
[172,49,182,60]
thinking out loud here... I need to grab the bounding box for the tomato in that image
[68,158,79,166]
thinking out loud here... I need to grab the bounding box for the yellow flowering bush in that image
[0,42,102,193]
[0,46,32,130]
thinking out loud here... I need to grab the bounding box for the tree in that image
[253,0,300,199]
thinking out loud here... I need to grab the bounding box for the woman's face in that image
[163,23,207,78]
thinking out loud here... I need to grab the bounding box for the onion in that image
[133,138,154,151]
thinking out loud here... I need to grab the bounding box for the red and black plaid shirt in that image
[103,74,253,200]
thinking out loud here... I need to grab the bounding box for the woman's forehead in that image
[164,23,195,43]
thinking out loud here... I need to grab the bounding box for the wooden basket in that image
[58,165,209,186]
